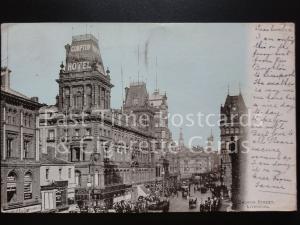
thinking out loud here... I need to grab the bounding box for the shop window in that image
[24,172,33,200]
[7,171,17,203]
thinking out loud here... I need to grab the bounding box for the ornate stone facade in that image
[39,34,158,207]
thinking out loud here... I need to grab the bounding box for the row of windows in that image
[6,111,34,128]
[221,127,242,135]
[6,137,33,159]
[51,126,150,145]
[63,86,110,109]
[6,171,33,203]
[74,169,154,187]
[113,130,148,146]
[45,168,72,180]
[48,127,112,140]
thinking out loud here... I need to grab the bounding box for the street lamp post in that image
[161,170,165,197]
[87,180,92,208]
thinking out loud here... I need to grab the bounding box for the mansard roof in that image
[124,81,149,108]
[40,154,73,165]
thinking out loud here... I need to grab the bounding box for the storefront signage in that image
[70,44,99,54]
[67,61,91,72]
[24,193,32,200]
[3,204,41,213]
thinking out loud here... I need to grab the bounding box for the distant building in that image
[149,89,173,183]
[1,67,43,213]
[175,129,217,180]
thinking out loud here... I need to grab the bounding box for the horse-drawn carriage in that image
[147,200,170,212]
[200,186,207,194]
[189,196,197,209]
[181,185,189,198]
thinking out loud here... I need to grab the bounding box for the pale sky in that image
[1,23,249,148]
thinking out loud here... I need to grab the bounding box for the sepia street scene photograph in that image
[0,23,296,213]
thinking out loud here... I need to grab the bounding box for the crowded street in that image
[169,184,212,212]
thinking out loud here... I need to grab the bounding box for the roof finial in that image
[106,67,110,75]
[239,82,241,95]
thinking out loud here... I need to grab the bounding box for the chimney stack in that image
[1,67,11,90]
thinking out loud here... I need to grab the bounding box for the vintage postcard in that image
[0,23,296,213]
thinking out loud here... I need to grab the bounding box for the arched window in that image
[64,87,70,108]
[74,91,83,109]
[7,171,17,203]
[24,172,33,200]
[86,85,92,108]
[75,170,81,186]
[140,114,149,127]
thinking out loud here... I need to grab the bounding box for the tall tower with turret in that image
[220,90,247,209]
[57,34,113,114]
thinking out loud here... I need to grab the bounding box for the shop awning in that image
[137,185,150,197]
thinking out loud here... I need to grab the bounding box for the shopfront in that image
[3,204,41,213]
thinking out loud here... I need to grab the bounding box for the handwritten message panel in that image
[245,23,296,211]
